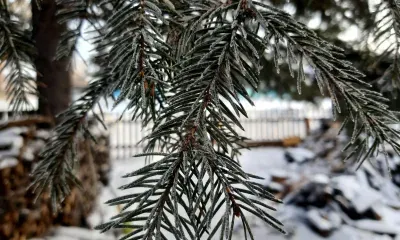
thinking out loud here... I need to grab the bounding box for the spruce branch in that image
[98,1,285,239]
[30,0,176,209]
[55,0,86,51]
[103,0,173,123]
[249,1,400,173]
[98,1,400,239]
[55,0,106,65]
[372,0,400,94]
[30,69,116,210]
[0,2,36,112]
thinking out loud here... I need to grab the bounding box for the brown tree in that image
[32,0,71,121]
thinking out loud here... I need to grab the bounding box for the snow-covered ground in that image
[40,146,400,240]
[233,147,400,240]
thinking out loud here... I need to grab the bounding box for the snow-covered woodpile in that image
[31,226,115,240]
[235,121,400,240]
[0,117,110,240]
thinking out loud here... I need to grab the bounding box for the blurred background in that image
[1,0,400,240]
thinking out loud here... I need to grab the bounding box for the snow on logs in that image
[0,117,110,240]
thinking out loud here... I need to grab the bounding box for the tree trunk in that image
[32,0,71,122]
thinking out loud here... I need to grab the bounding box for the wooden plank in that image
[0,116,53,130]
[243,136,302,148]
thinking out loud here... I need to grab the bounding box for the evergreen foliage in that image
[2,0,400,239]
[260,0,400,98]
[372,0,400,94]
[0,0,36,112]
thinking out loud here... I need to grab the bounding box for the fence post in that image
[304,117,311,136]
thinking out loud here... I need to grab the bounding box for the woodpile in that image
[0,116,110,240]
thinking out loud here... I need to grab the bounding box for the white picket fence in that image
[106,101,332,160]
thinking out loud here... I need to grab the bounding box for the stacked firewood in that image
[0,117,110,240]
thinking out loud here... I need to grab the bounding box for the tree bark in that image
[32,0,71,122]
